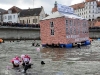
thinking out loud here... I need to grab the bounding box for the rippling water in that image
[0,40,100,75]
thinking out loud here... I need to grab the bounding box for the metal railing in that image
[0,22,40,28]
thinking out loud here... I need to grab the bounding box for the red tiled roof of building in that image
[71,0,100,10]
[85,0,96,2]
[4,6,21,14]
[94,21,100,27]
[71,2,85,10]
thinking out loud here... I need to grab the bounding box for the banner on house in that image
[57,4,74,14]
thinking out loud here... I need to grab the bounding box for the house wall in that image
[40,17,66,44]
[39,8,46,20]
[66,18,89,44]
[40,17,89,45]
[19,16,39,24]
[19,8,46,24]
[3,13,19,23]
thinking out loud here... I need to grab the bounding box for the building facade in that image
[71,0,100,21]
[3,6,21,23]
[0,8,6,23]
[19,6,46,24]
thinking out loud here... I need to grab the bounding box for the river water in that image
[0,40,100,75]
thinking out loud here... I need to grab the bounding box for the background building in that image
[0,8,6,24]
[3,6,21,23]
[19,6,46,24]
[71,0,100,27]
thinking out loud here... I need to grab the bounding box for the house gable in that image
[4,6,21,14]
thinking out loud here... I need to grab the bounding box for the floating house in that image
[40,3,90,48]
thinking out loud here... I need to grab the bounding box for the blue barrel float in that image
[65,43,73,48]
[98,38,100,41]
[42,44,46,47]
[84,40,91,45]
[59,44,65,48]
[60,43,72,48]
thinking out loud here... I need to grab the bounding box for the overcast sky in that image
[0,0,84,14]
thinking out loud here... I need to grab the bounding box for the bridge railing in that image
[89,27,100,29]
[0,22,40,28]
[89,27,100,32]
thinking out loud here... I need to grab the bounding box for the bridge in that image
[89,27,100,39]
[0,25,100,40]
[0,26,40,40]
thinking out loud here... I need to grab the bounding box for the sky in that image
[0,0,84,14]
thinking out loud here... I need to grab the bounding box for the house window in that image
[93,15,94,17]
[8,15,12,20]
[89,15,90,18]
[83,22,86,27]
[74,29,76,34]
[23,20,24,24]
[70,20,72,26]
[29,20,30,23]
[51,29,54,35]
[13,15,15,18]
[50,21,54,27]
[66,20,68,26]
[66,28,69,34]
[20,20,22,23]
[8,10,12,14]
[70,28,72,34]
[5,16,6,19]
[33,19,37,23]
[27,19,28,23]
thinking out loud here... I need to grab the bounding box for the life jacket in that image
[11,57,20,65]
[23,55,30,63]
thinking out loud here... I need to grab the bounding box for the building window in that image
[13,15,15,18]
[93,15,94,17]
[8,10,12,14]
[23,20,24,24]
[50,21,54,27]
[74,29,76,34]
[8,15,12,20]
[70,28,72,34]
[93,6,94,8]
[89,11,90,13]
[66,20,68,26]
[33,19,37,23]
[51,29,54,35]
[5,16,6,19]
[70,20,72,26]
[29,20,30,23]
[66,28,69,34]
[89,15,90,18]
[27,19,28,24]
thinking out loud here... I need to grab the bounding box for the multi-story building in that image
[19,6,46,24]
[0,8,6,24]
[71,0,100,27]
[3,6,21,23]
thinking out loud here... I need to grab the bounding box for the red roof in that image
[4,6,21,14]
[71,0,100,10]
[94,21,100,27]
